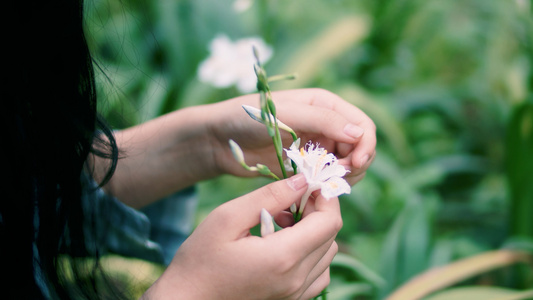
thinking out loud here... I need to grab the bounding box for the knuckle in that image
[280,276,306,299]
[274,251,298,275]
[323,109,340,123]
[308,88,338,105]
[365,118,377,133]
[210,202,234,225]
[267,253,306,299]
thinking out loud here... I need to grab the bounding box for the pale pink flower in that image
[285,139,351,215]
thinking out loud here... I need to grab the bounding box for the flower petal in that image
[320,176,351,200]
[285,140,351,207]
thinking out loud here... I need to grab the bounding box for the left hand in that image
[207,88,376,186]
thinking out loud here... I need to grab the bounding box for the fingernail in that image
[359,154,370,168]
[287,173,307,191]
[343,124,364,139]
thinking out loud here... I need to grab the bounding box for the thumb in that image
[211,173,308,239]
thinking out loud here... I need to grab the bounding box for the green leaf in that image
[506,100,533,238]
[331,252,386,288]
[326,283,373,300]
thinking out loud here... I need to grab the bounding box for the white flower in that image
[198,34,273,93]
[233,0,253,13]
[285,139,351,215]
[260,208,275,237]
[284,138,300,173]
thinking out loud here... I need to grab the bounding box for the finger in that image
[350,123,376,169]
[274,89,377,169]
[339,147,375,169]
[272,88,371,130]
[305,241,338,284]
[336,142,354,158]
[300,267,331,300]
[345,171,367,186]
[272,194,342,257]
[277,103,365,144]
[273,211,295,228]
[208,174,308,239]
[301,241,338,299]
[302,89,377,169]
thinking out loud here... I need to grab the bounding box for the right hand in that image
[142,173,343,300]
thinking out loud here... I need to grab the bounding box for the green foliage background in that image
[86,0,533,298]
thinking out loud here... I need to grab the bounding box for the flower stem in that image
[272,123,288,179]
[253,52,289,180]
[294,188,313,222]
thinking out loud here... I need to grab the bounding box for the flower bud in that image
[229,139,246,166]
[242,105,297,136]
[260,208,275,237]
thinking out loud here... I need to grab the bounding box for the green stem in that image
[268,74,297,83]
[294,212,302,223]
[272,128,288,179]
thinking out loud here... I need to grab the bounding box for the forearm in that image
[90,105,218,208]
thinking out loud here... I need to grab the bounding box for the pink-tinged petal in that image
[320,177,351,199]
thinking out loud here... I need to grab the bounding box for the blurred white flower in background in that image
[516,0,531,9]
[233,0,253,13]
[197,34,273,93]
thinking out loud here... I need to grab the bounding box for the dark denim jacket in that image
[80,173,197,265]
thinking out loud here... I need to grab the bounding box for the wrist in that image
[94,105,221,208]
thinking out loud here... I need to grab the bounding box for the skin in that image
[90,88,376,299]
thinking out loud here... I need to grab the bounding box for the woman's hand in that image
[208,88,376,185]
[142,174,342,300]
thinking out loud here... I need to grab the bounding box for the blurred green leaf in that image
[326,282,373,300]
[332,253,386,288]
[506,100,533,238]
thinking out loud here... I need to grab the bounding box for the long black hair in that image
[1,0,121,298]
